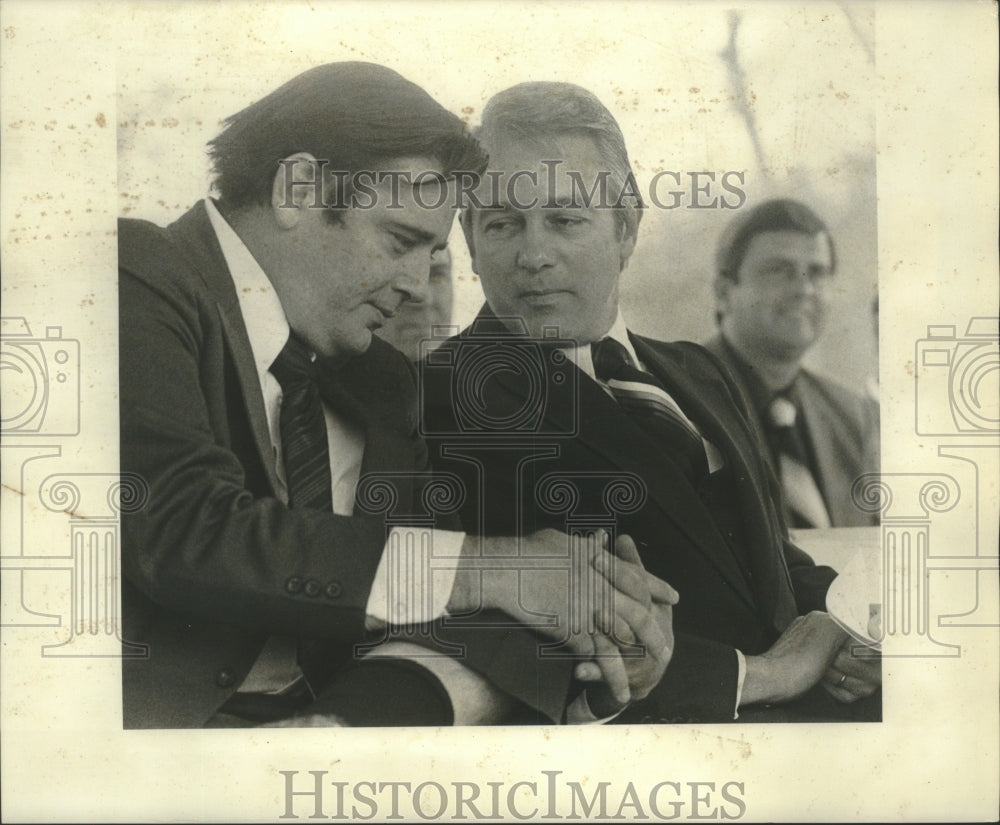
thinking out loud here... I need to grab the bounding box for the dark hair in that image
[715,198,836,282]
[207,61,487,210]
[475,81,643,242]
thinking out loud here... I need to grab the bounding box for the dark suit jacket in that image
[119,202,431,728]
[703,335,880,527]
[420,310,838,723]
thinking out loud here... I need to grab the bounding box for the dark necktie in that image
[269,334,333,511]
[766,394,831,528]
[591,337,709,480]
[269,334,337,694]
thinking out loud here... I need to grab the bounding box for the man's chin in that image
[322,329,374,363]
[772,321,819,351]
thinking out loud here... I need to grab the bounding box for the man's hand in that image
[572,535,679,717]
[820,636,881,703]
[452,529,675,707]
[740,611,847,707]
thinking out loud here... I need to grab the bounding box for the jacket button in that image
[285,576,303,594]
[214,667,237,688]
[324,581,342,599]
[304,579,322,598]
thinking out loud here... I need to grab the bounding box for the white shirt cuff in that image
[733,649,747,720]
[365,527,465,628]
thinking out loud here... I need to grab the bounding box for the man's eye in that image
[763,262,796,280]
[390,232,418,252]
[550,215,585,229]
[482,218,516,235]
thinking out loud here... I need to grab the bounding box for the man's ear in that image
[713,276,734,314]
[460,210,479,275]
[618,234,637,270]
[617,221,638,271]
[271,152,321,230]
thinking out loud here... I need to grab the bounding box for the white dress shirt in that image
[205,199,463,692]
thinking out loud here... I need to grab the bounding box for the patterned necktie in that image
[766,394,831,528]
[591,337,709,480]
[269,334,333,511]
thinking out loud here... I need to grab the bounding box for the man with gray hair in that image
[421,81,881,722]
[704,198,880,528]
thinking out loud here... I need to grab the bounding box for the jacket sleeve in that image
[694,343,839,612]
[119,233,414,642]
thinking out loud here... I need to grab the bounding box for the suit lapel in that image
[167,203,283,497]
[797,375,853,526]
[634,335,766,504]
[479,323,757,609]
[632,335,797,619]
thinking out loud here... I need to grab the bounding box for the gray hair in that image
[475,82,643,243]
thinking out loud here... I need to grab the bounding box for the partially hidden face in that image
[719,229,834,361]
[269,156,455,361]
[463,133,635,344]
[376,248,454,360]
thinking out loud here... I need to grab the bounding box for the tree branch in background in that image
[719,10,768,174]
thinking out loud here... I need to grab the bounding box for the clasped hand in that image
[563,533,678,715]
[474,528,676,713]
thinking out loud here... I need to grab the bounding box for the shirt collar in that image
[563,309,639,380]
[205,197,289,380]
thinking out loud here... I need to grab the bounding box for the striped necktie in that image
[591,337,708,480]
[269,333,333,511]
[766,394,831,528]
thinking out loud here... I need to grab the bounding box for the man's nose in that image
[394,259,431,304]
[515,221,555,272]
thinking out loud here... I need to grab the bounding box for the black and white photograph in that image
[1,1,997,821]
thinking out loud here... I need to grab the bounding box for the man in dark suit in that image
[420,82,881,722]
[119,63,672,729]
[705,198,880,528]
